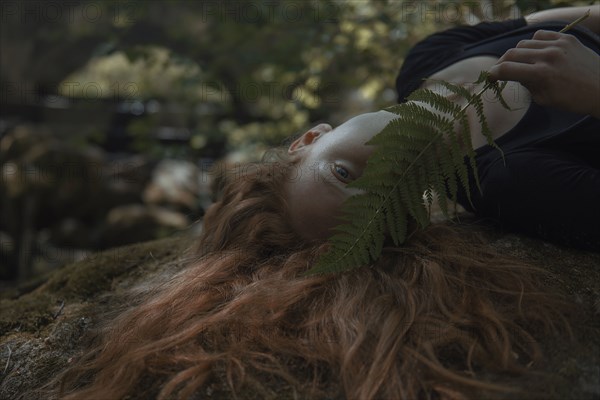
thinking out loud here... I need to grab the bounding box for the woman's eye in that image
[332,164,351,183]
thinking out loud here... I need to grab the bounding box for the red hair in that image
[50,153,569,399]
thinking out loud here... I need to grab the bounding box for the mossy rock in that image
[0,229,598,399]
[0,234,196,399]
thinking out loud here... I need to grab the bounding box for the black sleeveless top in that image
[395,19,600,155]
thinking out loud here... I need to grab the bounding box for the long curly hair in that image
[53,153,570,400]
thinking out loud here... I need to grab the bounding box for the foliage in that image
[2,0,592,279]
[309,72,509,274]
[1,0,570,159]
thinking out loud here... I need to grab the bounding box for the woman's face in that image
[285,110,399,241]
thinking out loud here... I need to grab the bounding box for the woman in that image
[396,5,600,251]
[280,5,600,247]
[49,112,569,400]
[49,7,594,400]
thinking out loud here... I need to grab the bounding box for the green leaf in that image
[305,72,511,275]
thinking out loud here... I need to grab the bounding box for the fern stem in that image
[461,81,493,114]
[559,10,590,33]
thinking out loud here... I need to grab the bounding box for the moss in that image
[1,228,599,399]
[0,233,195,336]
[41,235,194,300]
[0,233,197,400]
[0,293,55,334]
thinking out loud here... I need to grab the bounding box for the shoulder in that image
[396,18,527,102]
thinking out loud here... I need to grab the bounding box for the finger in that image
[515,39,556,49]
[532,29,562,41]
[489,61,538,84]
[498,48,541,64]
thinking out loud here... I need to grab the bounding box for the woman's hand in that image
[489,30,600,118]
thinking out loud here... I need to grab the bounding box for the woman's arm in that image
[525,6,600,33]
[490,7,600,118]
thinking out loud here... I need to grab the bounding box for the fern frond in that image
[306,72,512,275]
[425,79,473,101]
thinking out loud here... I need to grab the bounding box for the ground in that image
[0,226,598,399]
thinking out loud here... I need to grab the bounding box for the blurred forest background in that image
[0,0,590,286]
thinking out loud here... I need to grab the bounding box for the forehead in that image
[284,163,347,240]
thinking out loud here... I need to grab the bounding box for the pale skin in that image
[489,29,600,118]
[423,5,600,146]
[286,6,599,241]
[286,111,399,241]
[492,5,600,119]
